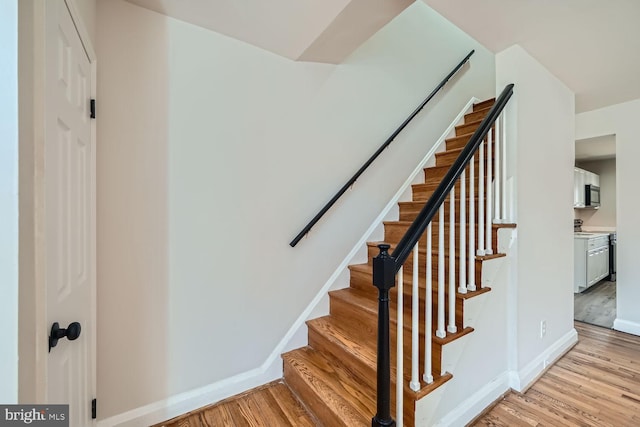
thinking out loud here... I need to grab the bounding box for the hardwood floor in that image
[156,322,640,427]
[574,280,616,328]
[153,381,317,427]
[472,322,640,426]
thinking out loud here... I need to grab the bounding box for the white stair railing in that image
[468,157,476,291]
[486,129,493,255]
[459,170,467,295]
[436,206,446,339]
[477,140,486,256]
[424,222,434,384]
[447,188,457,334]
[410,243,420,392]
[386,89,514,427]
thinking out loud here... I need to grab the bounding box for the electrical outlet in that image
[540,320,547,338]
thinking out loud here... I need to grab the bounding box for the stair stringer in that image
[414,229,516,427]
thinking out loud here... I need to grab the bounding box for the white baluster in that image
[436,207,446,339]
[502,111,508,223]
[494,117,501,223]
[410,243,420,392]
[459,171,467,294]
[448,188,457,334]
[397,266,403,427]
[477,139,485,256]
[486,129,493,255]
[424,223,434,384]
[468,156,476,291]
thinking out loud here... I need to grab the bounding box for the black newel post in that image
[372,244,397,427]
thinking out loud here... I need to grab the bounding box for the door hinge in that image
[90,99,96,119]
[91,398,97,419]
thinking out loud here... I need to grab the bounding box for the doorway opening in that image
[573,135,616,328]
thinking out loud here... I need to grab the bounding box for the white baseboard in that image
[97,363,282,427]
[432,372,510,427]
[613,318,640,336]
[509,327,578,392]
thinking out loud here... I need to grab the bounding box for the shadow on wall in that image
[96,0,170,419]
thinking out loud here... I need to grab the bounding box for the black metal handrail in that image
[390,83,514,268]
[289,49,476,247]
[371,83,515,427]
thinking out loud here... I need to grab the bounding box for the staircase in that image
[282,97,516,426]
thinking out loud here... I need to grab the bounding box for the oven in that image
[609,232,617,281]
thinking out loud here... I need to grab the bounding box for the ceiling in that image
[575,135,616,161]
[124,0,412,63]
[124,0,639,113]
[422,0,640,113]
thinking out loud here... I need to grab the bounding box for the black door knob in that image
[49,321,82,352]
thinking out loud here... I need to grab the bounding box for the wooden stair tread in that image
[473,98,495,111]
[283,346,374,426]
[383,220,514,231]
[344,265,493,301]
[366,241,507,261]
[307,316,450,384]
[307,316,377,373]
[464,105,493,122]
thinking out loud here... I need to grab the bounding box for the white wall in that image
[73,0,96,46]
[575,158,616,230]
[0,0,19,403]
[576,99,640,335]
[97,0,496,421]
[496,45,576,384]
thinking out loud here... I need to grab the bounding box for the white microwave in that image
[585,185,600,208]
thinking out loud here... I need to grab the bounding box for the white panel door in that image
[45,1,95,426]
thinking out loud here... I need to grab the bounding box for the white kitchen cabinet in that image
[575,233,610,292]
[574,168,585,207]
[587,245,609,286]
[584,170,599,187]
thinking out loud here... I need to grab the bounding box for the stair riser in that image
[324,298,450,384]
[328,298,448,372]
[383,222,495,248]
[423,162,495,185]
[446,132,495,151]
[308,322,426,389]
[412,178,486,197]
[399,200,478,222]
[473,99,495,111]
[455,121,482,136]
[348,268,467,328]
[365,249,483,283]
[435,149,496,168]
[464,107,492,123]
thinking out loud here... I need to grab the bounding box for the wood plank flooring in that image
[153,381,317,427]
[574,280,616,328]
[472,322,640,426]
[156,322,640,427]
